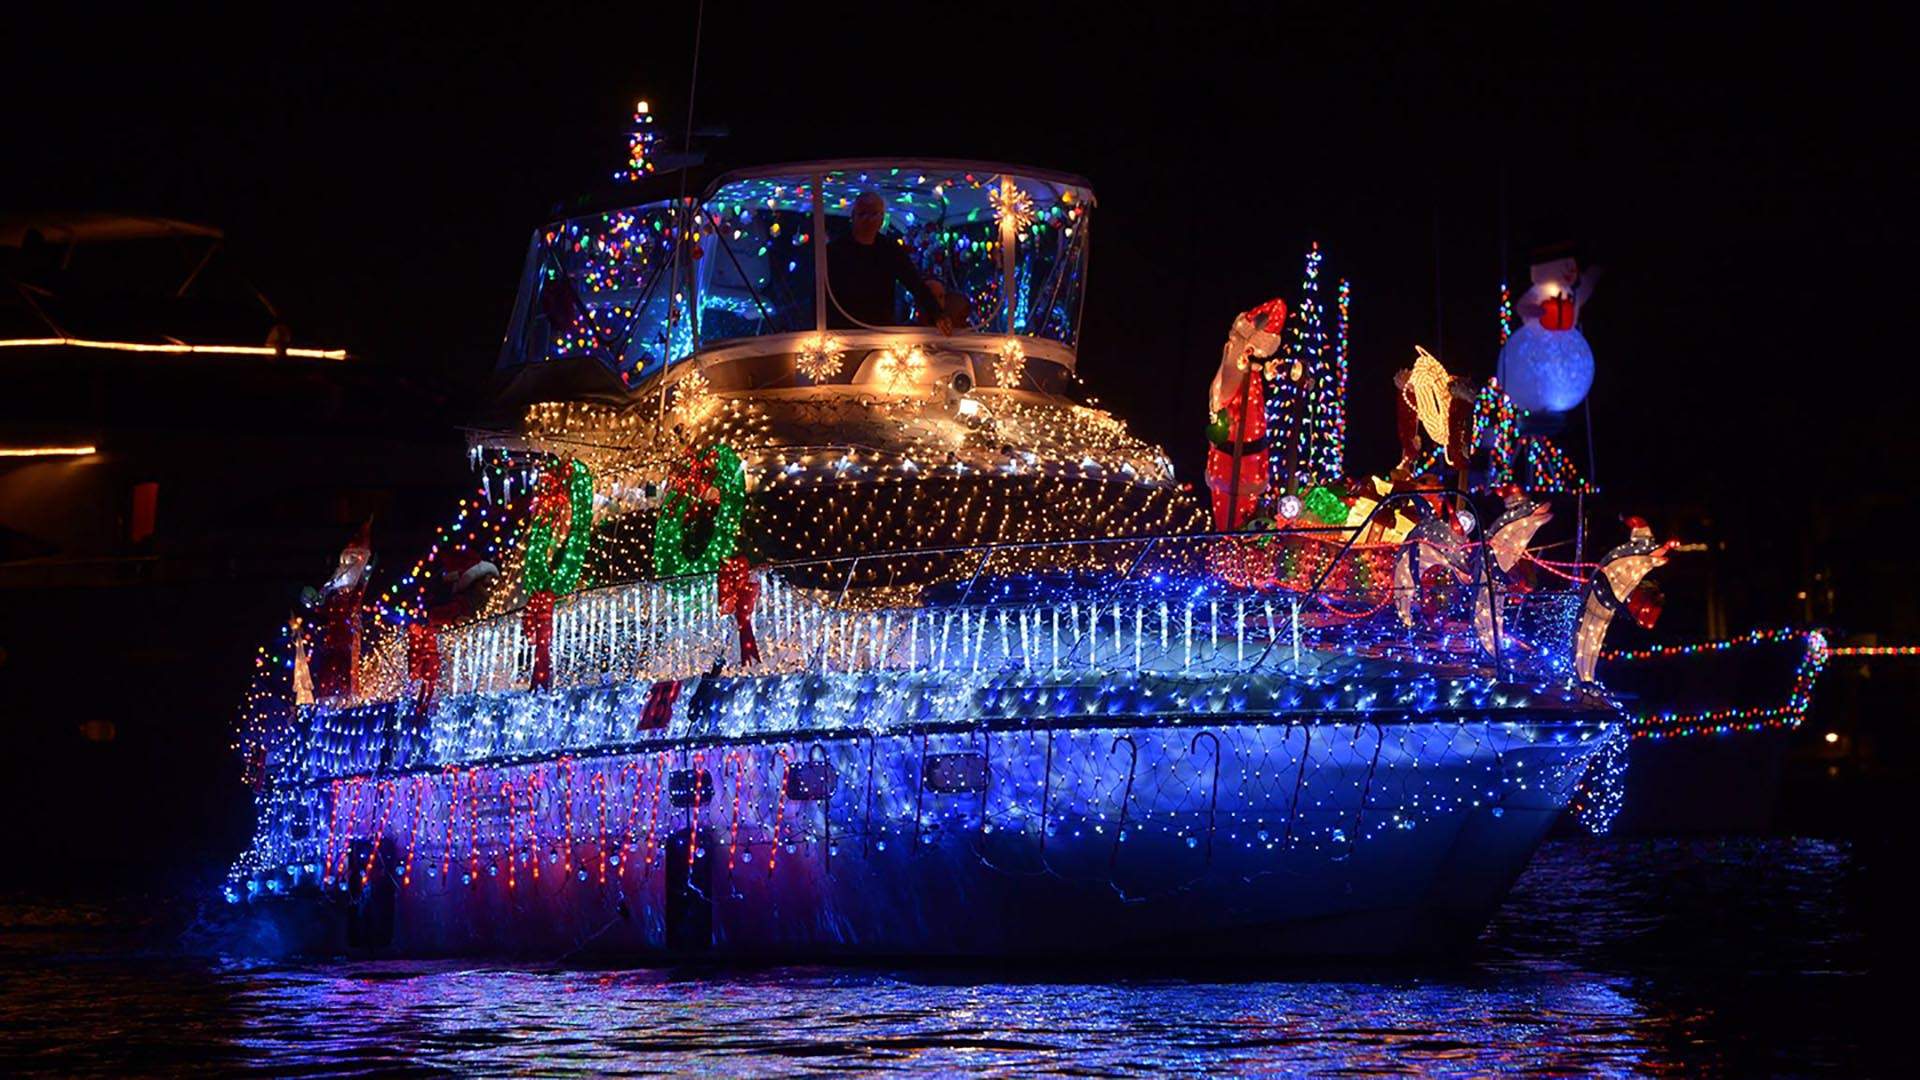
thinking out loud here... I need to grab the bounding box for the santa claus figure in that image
[1205,299,1288,530]
[409,550,500,712]
[312,520,372,702]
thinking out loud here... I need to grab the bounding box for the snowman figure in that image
[1500,257,1600,414]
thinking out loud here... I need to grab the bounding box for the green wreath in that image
[653,443,746,578]
[523,458,594,595]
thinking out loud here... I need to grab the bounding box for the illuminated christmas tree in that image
[1328,277,1351,480]
[1266,243,1345,490]
[614,99,660,183]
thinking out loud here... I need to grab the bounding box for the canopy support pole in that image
[812,173,828,333]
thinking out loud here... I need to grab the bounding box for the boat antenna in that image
[1497,161,1510,320]
[658,0,709,447]
[1431,204,1444,358]
[682,0,706,156]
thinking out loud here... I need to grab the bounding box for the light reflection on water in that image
[0,838,1878,1076]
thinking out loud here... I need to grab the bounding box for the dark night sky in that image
[8,3,1915,632]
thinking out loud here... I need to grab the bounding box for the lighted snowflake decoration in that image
[672,367,717,422]
[988,179,1034,233]
[795,334,846,382]
[994,338,1026,387]
[874,344,927,391]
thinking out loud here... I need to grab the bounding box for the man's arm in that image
[887,238,949,332]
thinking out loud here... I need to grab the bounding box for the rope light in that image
[0,336,348,360]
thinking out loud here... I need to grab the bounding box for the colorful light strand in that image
[1603,627,1830,739]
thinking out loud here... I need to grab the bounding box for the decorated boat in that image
[222,150,1642,960]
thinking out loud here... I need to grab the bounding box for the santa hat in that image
[343,517,372,555]
[438,550,499,595]
[323,516,374,593]
[1240,298,1289,334]
[1233,298,1289,362]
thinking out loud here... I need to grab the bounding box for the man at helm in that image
[827,192,954,334]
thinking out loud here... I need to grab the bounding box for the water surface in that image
[0,837,1893,1075]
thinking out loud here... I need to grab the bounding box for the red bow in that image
[406,622,441,711]
[523,591,556,689]
[717,555,761,666]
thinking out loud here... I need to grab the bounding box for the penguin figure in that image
[1573,517,1671,683]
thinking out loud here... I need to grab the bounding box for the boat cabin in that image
[496,159,1094,400]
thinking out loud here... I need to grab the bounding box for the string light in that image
[1402,377,1594,495]
[615,99,660,183]
[1329,278,1350,478]
[1602,627,1831,739]
[1828,645,1920,657]
[994,338,1026,388]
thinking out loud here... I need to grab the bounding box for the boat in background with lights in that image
[221,142,1643,961]
[2,214,469,881]
[1588,628,1831,833]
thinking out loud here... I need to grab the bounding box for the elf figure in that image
[1206,299,1288,530]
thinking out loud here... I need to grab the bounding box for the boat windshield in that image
[496,199,691,384]
[700,164,1092,349]
[497,162,1094,383]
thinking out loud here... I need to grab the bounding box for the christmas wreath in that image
[518,457,593,689]
[653,442,746,578]
[522,458,594,595]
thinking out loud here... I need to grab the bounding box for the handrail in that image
[1303,490,1475,599]
[439,525,1363,634]
[1251,490,1479,672]
[406,507,1580,707]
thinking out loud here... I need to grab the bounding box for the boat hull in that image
[232,716,1609,960]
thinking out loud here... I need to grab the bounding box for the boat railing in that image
[407,509,1581,704]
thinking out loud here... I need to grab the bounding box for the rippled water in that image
[0,837,1896,1075]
